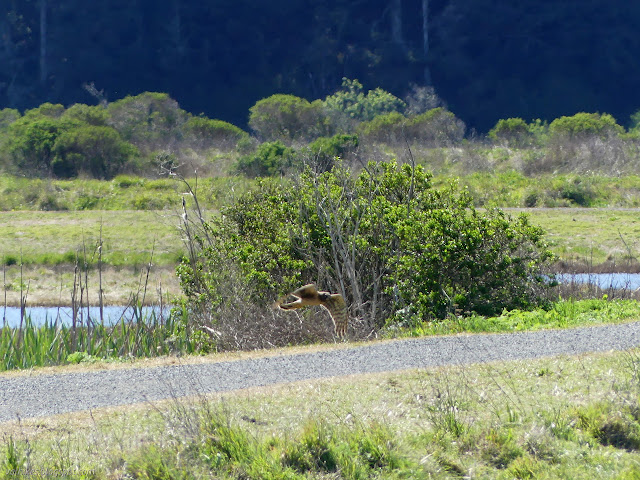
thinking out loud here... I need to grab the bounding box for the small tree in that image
[107,92,188,152]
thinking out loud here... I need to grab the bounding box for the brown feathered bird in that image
[276,284,348,338]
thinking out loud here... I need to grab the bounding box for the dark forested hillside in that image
[2,0,640,132]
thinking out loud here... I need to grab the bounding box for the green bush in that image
[549,112,624,140]
[323,78,405,123]
[489,118,532,147]
[235,140,298,177]
[182,116,247,150]
[305,134,359,172]
[178,161,552,346]
[558,178,596,207]
[51,125,139,179]
[248,94,331,142]
[6,115,75,175]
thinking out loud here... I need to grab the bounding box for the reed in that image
[0,229,196,371]
[0,308,195,371]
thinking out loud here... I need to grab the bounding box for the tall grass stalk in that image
[0,234,193,371]
[0,308,194,371]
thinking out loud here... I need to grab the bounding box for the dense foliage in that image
[177,162,553,347]
[3,1,640,134]
[0,92,247,179]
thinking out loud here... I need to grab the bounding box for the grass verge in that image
[3,348,640,478]
[388,297,640,337]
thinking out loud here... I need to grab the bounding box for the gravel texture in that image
[2,322,640,423]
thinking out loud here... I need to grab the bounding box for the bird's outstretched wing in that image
[276,284,321,310]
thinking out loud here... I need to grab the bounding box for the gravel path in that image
[2,322,640,423]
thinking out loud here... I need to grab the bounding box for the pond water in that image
[1,305,169,329]
[555,272,640,291]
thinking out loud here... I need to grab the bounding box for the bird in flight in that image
[276,284,348,338]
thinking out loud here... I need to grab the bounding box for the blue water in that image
[555,273,640,290]
[0,305,169,329]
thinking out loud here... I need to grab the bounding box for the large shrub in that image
[545,113,626,173]
[0,108,20,131]
[357,112,406,144]
[183,116,247,150]
[358,108,465,147]
[305,134,359,172]
[51,125,138,178]
[489,118,532,147]
[323,78,405,123]
[248,94,331,143]
[177,162,552,348]
[235,141,298,177]
[22,103,65,119]
[5,115,74,175]
[106,92,188,152]
[549,113,624,140]
[62,104,109,126]
[6,105,138,178]
[404,108,465,146]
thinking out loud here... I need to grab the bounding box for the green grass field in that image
[0,210,183,267]
[523,208,640,268]
[1,207,637,272]
[0,175,253,212]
